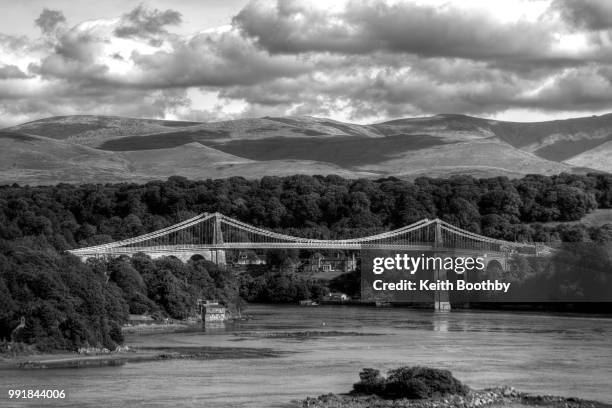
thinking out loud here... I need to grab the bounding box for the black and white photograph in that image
[1,0,612,407]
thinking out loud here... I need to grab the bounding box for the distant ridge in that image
[2,113,610,185]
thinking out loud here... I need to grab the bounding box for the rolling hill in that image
[565,139,612,172]
[1,113,610,185]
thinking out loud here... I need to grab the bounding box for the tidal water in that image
[2,305,612,407]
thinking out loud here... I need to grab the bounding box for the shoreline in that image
[121,321,195,334]
[296,387,612,408]
[0,345,286,370]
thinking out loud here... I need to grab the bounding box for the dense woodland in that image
[1,173,612,351]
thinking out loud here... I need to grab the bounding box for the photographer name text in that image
[372,279,511,293]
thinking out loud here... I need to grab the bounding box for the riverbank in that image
[0,345,286,369]
[121,321,195,334]
[297,387,612,408]
[1,305,611,406]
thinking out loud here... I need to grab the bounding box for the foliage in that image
[508,243,612,302]
[1,173,611,350]
[328,269,361,297]
[352,368,386,395]
[239,271,327,303]
[0,242,242,351]
[352,366,469,399]
[0,173,610,249]
[0,243,129,351]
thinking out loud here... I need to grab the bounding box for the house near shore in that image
[304,252,357,273]
[235,250,266,265]
[323,292,349,302]
[197,299,227,323]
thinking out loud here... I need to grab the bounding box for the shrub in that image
[384,377,430,399]
[352,368,385,395]
[352,366,469,400]
[109,322,124,345]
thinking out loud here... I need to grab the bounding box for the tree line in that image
[1,173,611,351]
[1,173,611,246]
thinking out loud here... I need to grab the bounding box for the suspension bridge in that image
[68,212,536,264]
[68,212,540,310]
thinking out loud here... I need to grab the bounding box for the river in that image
[2,305,612,407]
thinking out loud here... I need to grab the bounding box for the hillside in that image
[358,139,575,178]
[564,139,612,173]
[0,131,131,185]
[1,113,611,185]
[122,142,374,180]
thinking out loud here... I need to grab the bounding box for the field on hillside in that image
[202,134,452,167]
[528,209,612,228]
[2,113,612,185]
[580,209,612,226]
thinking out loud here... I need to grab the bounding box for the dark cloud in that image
[0,33,31,51]
[35,8,66,35]
[0,64,29,79]
[216,52,612,122]
[0,80,192,128]
[217,62,525,121]
[553,0,612,30]
[114,4,181,44]
[130,30,312,87]
[234,0,559,64]
[516,66,612,110]
[4,0,612,127]
[31,26,109,82]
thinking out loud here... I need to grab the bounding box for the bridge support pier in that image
[434,267,451,311]
[212,250,226,266]
[433,222,451,311]
[435,300,452,311]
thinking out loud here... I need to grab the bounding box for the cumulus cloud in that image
[35,8,67,36]
[2,0,612,127]
[553,0,612,30]
[234,1,552,61]
[517,66,612,110]
[114,4,181,45]
[28,20,112,84]
[130,30,313,87]
[218,57,528,120]
[0,64,29,79]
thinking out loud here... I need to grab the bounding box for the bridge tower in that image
[212,213,226,266]
[434,219,451,311]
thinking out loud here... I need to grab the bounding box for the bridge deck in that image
[68,213,540,259]
[70,243,510,257]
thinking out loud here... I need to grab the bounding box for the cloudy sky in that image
[2,0,612,127]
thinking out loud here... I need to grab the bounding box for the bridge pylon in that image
[211,213,226,266]
[212,213,224,245]
[433,219,451,312]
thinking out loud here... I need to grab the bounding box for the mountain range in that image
[1,113,611,185]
